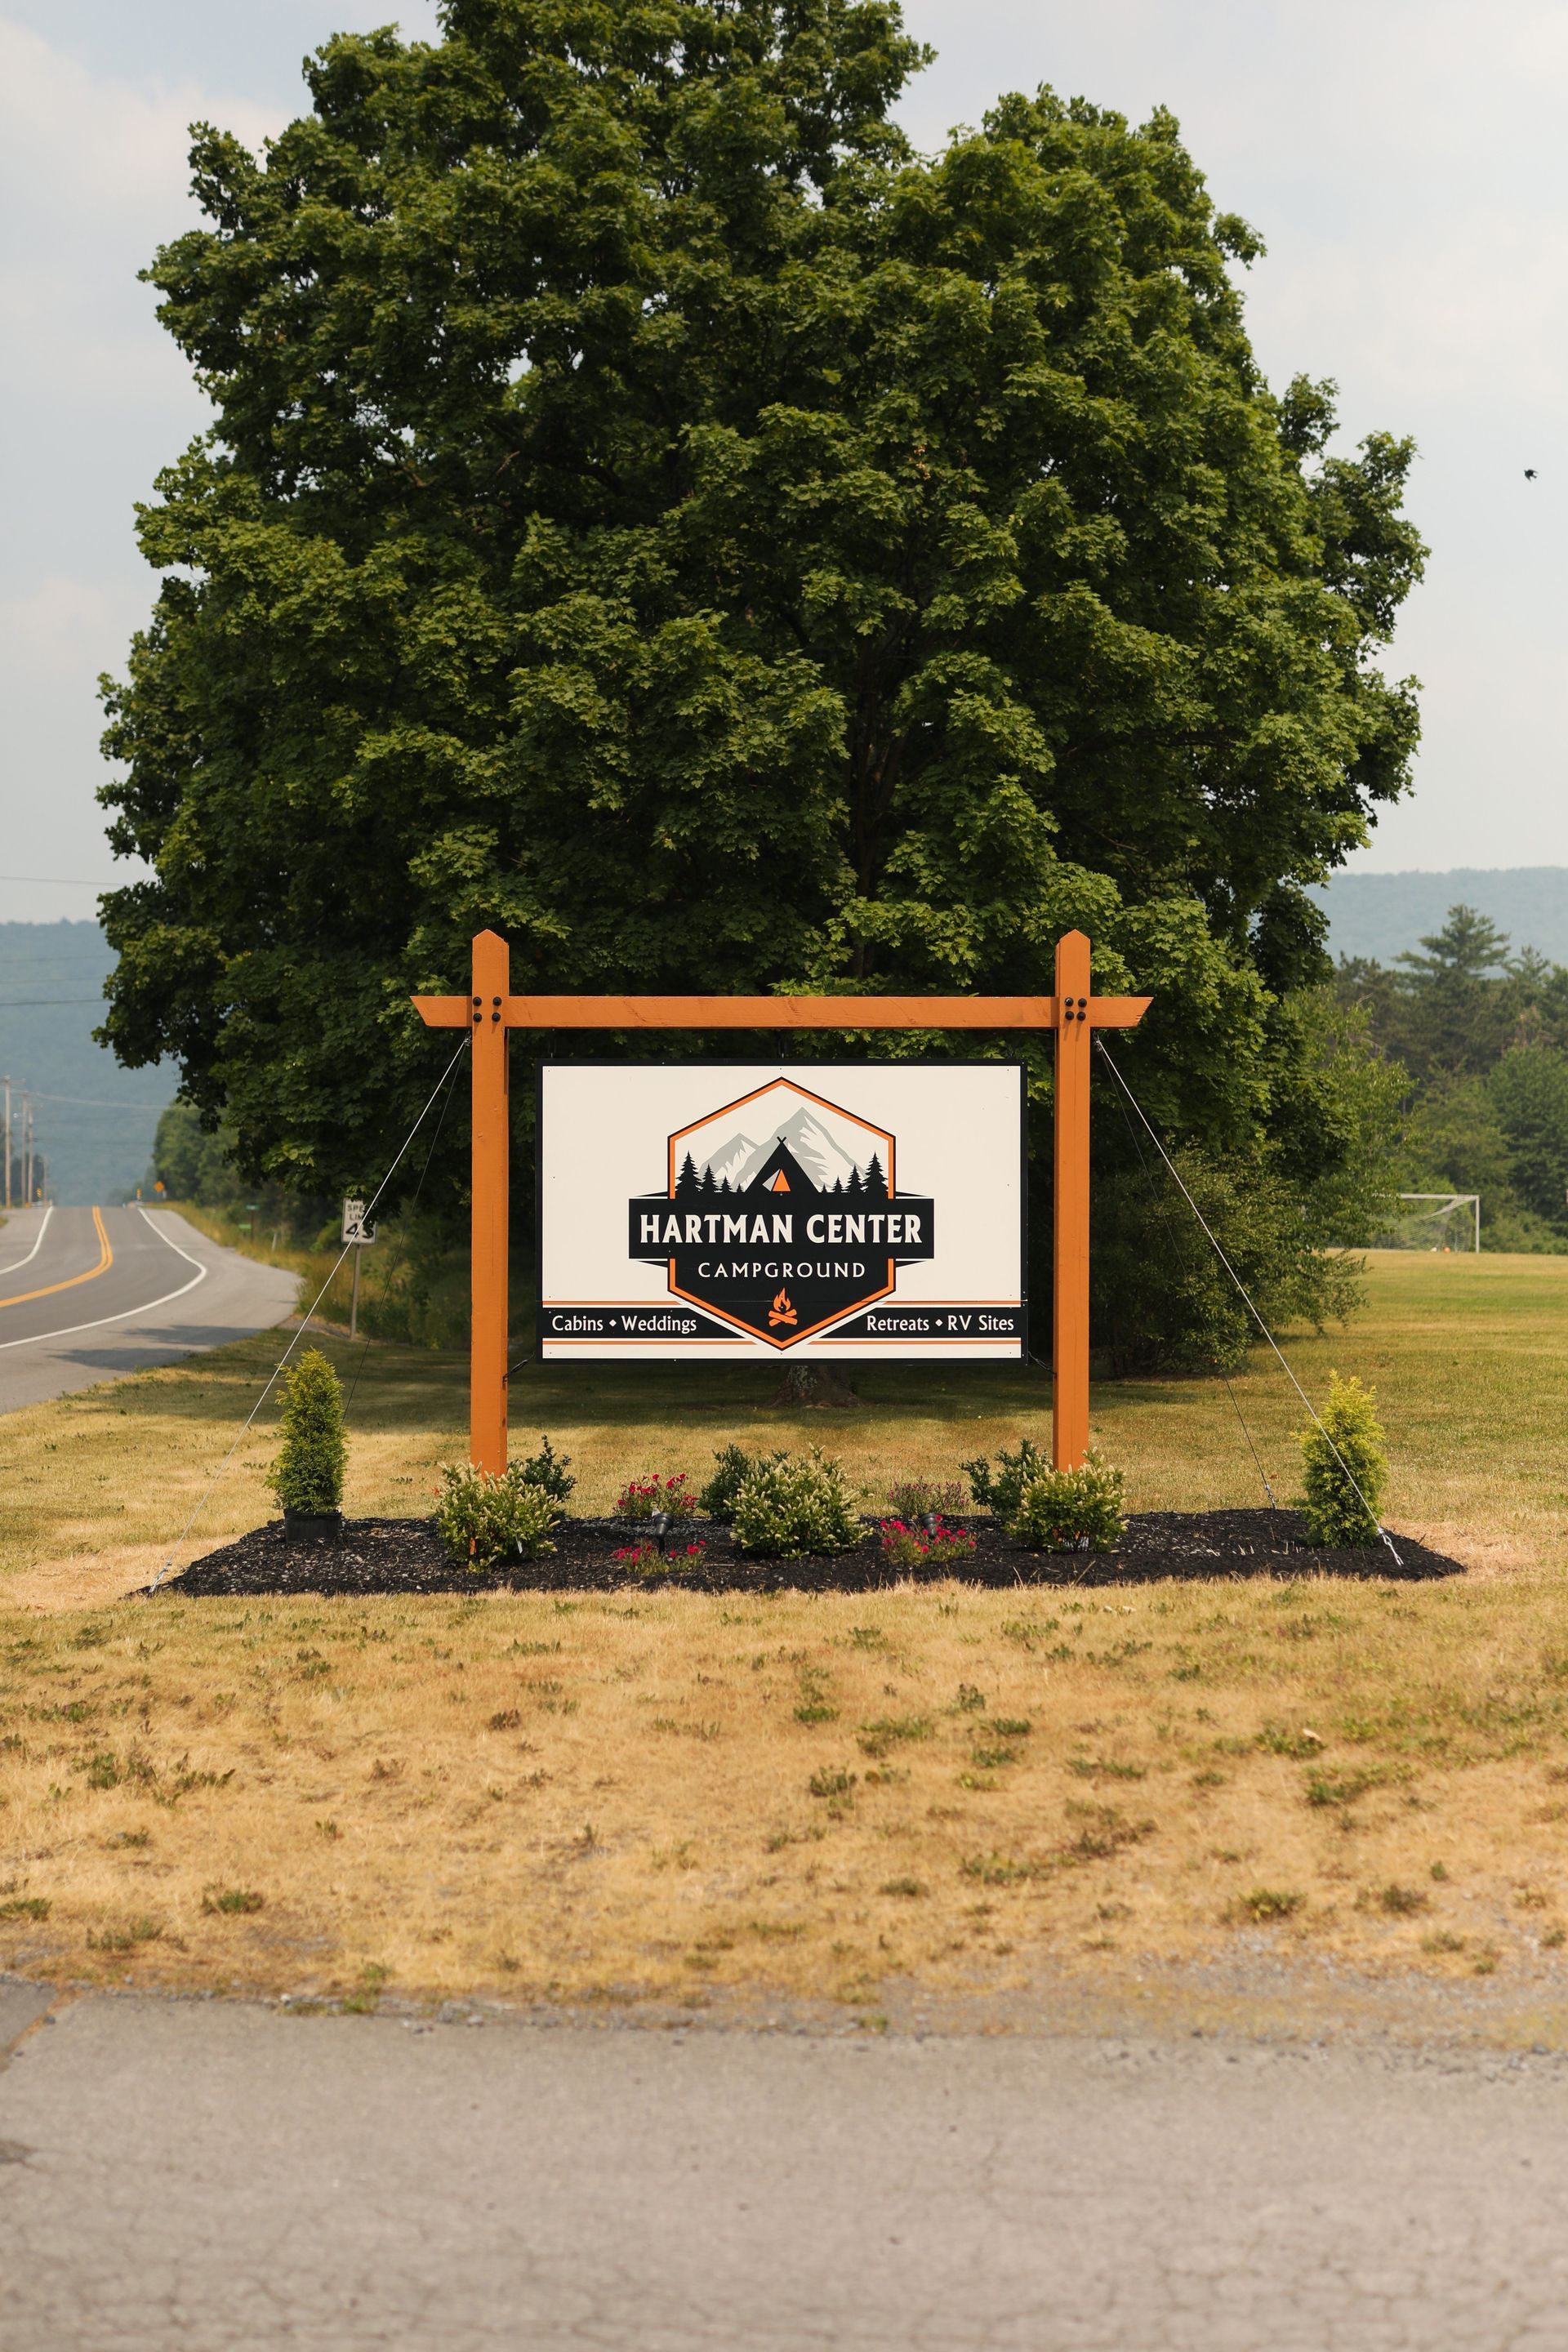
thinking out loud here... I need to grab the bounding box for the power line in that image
[29,1093,167,1111]
[0,999,104,1009]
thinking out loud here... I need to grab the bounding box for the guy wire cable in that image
[1100,1041,1278,1511]
[341,1040,466,1425]
[1094,1035,1401,1569]
[145,1036,471,1592]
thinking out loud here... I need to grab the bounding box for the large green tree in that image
[98,0,1423,1352]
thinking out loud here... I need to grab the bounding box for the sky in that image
[1,0,1563,929]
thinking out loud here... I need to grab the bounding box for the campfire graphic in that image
[768,1287,797,1328]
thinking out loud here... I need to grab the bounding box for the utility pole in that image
[2,1076,10,1210]
[21,1094,32,1205]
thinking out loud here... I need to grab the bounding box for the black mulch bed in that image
[162,1508,1463,1598]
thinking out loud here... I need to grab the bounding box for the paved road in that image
[3,1984,1568,2350]
[0,1205,296,1414]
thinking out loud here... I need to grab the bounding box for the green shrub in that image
[698,1443,786,1523]
[961,1436,1049,1520]
[1091,1146,1371,1378]
[516,1434,576,1504]
[1007,1450,1126,1552]
[731,1450,860,1557]
[269,1348,345,1514]
[1298,1371,1386,1545]
[433,1463,557,1568]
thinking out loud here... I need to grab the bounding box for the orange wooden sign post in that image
[414,929,1148,1477]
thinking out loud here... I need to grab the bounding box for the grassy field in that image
[2,1251,1567,2012]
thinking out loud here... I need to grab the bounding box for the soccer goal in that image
[1374,1192,1481,1253]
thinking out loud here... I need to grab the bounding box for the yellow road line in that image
[0,1206,113,1311]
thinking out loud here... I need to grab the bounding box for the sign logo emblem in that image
[626,1077,936,1348]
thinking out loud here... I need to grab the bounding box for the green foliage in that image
[1093,1151,1365,1375]
[731,1450,860,1558]
[433,1463,557,1568]
[962,1437,1048,1519]
[1007,1451,1126,1552]
[269,1348,345,1514]
[1484,1049,1568,1233]
[1298,1371,1387,1547]
[147,1102,327,1243]
[98,7,1422,1371]
[516,1434,576,1505]
[1338,905,1568,1252]
[699,1444,786,1524]
[341,1209,473,1349]
[1393,905,1517,1081]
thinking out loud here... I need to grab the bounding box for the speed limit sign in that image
[341,1198,377,1246]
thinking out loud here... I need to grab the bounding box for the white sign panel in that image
[538,1063,1026,1361]
[341,1198,377,1246]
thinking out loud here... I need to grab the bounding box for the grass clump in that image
[858,1713,933,1757]
[434,1463,558,1569]
[1299,1372,1387,1546]
[731,1450,859,1558]
[269,1348,345,1516]
[1230,1887,1305,1923]
[1007,1450,1125,1553]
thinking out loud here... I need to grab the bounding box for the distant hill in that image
[0,923,173,1208]
[1310,870,1568,968]
[6,882,1563,1205]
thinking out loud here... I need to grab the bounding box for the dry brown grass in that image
[5,1574,1568,2007]
[2,1248,1567,2009]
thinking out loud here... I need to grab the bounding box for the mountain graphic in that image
[697,1105,868,1195]
[695,1129,762,1190]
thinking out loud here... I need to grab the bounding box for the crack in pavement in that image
[5,1988,1568,2349]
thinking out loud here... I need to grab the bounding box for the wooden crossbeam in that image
[413,931,1151,1475]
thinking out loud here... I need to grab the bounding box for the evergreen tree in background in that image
[1335,904,1568,1251]
[97,0,1425,1365]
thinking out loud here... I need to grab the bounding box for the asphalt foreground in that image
[0,1205,295,1415]
[5,1979,1568,2351]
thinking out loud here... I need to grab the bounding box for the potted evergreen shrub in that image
[1298,1373,1388,1546]
[270,1348,347,1543]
